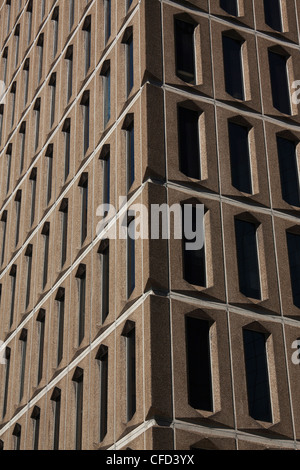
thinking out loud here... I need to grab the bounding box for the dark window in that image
[235,219,261,299]
[10,82,16,128]
[25,245,33,309]
[29,168,37,227]
[126,122,135,192]
[127,218,135,298]
[228,121,252,194]
[264,0,282,31]
[183,206,206,287]
[63,119,71,181]
[76,265,86,346]
[60,199,68,267]
[1,211,7,267]
[243,329,272,422]
[66,47,73,102]
[79,175,88,245]
[122,323,136,422]
[23,59,30,106]
[186,317,213,411]
[102,150,110,207]
[31,407,40,450]
[73,369,84,451]
[15,191,22,247]
[103,66,111,128]
[56,288,65,366]
[19,330,27,402]
[49,74,56,128]
[19,122,26,174]
[9,266,17,328]
[125,34,134,97]
[14,25,20,67]
[42,223,50,290]
[46,148,53,205]
[69,0,74,30]
[97,346,108,442]
[268,50,291,115]
[13,425,21,451]
[6,147,12,195]
[174,19,196,82]
[99,242,109,322]
[52,7,59,57]
[83,17,91,75]
[126,0,133,13]
[178,106,201,179]
[81,92,90,154]
[37,310,45,385]
[220,0,238,15]
[51,388,61,450]
[37,34,44,84]
[27,1,33,43]
[222,35,244,100]
[34,98,41,151]
[277,137,300,207]
[2,348,10,418]
[287,232,300,309]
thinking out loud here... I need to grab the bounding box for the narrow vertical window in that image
[49,74,56,128]
[222,34,245,100]
[186,316,213,411]
[277,137,300,207]
[79,174,88,245]
[83,17,91,76]
[27,1,33,44]
[126,0,133,13]
[14,25,20,68]
[264,0,282,32]
[220,0,238,15]
[25,245,33,310]
[2,48,8,84]
[19,329,28,402]
[96,346,108,442]
[127,217,135,298]
[235,218,261,299]
[268,49,291,115]
[1,211,7,267]
[178,106,201,179]
[37,34,44,84]
[46,145,53,205]
[81,92,90,155]
[19,121,26,173]
[15,190,22,247]
[59,199,68,268]
[122,322,136,422]
[66,46,73,103]
[34,98,41,152]
[124,33,134,98]
[228,121,252,194]
[13,425,21,451]
[6,145,12,195]
[69,0,75,30]
[42,223,50,290]
[10,82,16,129]
[41,0,45,19]
[63,119,71,181]
[31,407,41,451]
[286,232,300,309]
[23,59,30,107]
[122,115,135,192]
[51,388,61,450]
[104,0,111,45]
[183,206,206,287]
[243,329,272,422]
[37,309,45,385]
[73,368,84,451]
[101,62,111,128]
[100,145,110,211]
[6,1,11,35]
[76,265,86,346]
[98,240,109,322]
[2,347,11,419]
[29,168,37,227]
[52,7,59,58]
[56,288,65,366]
[9,265,17,327]
[0,105,3,146]
[174,18,196,82]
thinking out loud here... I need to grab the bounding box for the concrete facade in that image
[0,0,300,450]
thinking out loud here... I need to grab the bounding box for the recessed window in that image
[66,46,73,103]
[59,199,68,268]
[19,329,28,402]
[286,232,300,309]
[27,1,33,44]
[69,0,75,30]
[15,190,22,247]
[228,121,252,194]
[127,217,135,298]
[220,0,238,16]
[122,29,134,98]
[102,64,111,128]
[34,98,41,151]
[52,7,59,58]
[277,136,300,207]
[174,18,196,82]
[45,145,53,205]
[104,0,111,45]
[81,92,90,155]
[183,206,206,287]
[37,34,44,84]
[98,240,109,323]
[51,388,61,450]
[264,0,282,32]
[42,223,50,290]
[76,264,86,346]
[268,50,291,115]
[31,406,40,450]
[13,424,21,451]
[19,121,26,173]
[23,59,30,106]
[2,347,11,419]
[29,167,37,227]
[25,244,33,310]
[6,145,12,195]
[178,106,201,179]
[186,316,213,411]
[73,368,84,450]
[122,322,136,422]
[79,174,88,245]
[37,309,45,385]
[55,288,65,366]
[83,16,91,76]
[243,329,272,422]
[96,346,108,442]
[222,34,245,100]
[1,211,7,267]
[235,218,261,299]
[9,265,17,328]
[49,73,56,128]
